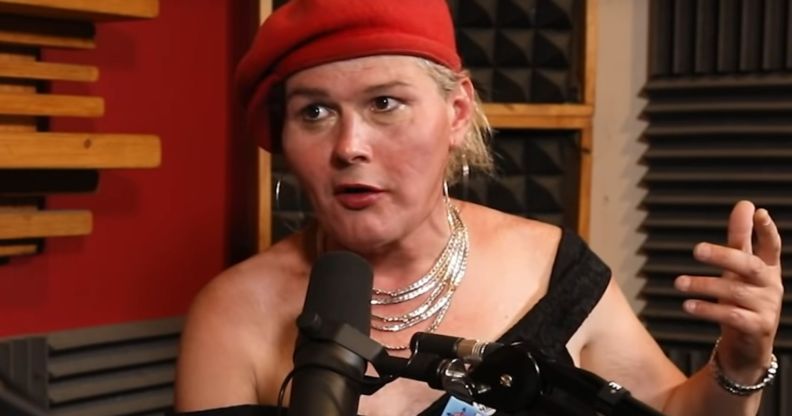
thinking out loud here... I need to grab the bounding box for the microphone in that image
[288,251,374,416]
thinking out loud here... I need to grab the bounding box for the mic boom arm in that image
[463,341,665,416]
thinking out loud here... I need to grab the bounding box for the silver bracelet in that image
[709,337,778,396]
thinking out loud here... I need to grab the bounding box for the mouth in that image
[334,184,383,195]
[333,184,384,209]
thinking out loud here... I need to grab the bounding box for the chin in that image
[328,224,394,254]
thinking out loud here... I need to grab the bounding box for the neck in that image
[321,196,455,290]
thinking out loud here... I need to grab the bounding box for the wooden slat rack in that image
[0,0,161,262]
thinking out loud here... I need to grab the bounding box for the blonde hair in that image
[418,59,495,184]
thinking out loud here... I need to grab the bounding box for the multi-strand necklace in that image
[370,201,469,350]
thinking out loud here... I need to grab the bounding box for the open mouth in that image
[333,184,383,209]
[335,185,381,195]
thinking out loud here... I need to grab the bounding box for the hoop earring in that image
[442,180,450,203]
[461,154,470,200]
[274,174,282,212]
[273,174,304,234]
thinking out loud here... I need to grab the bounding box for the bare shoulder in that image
[456,200,562,256]
[175,232,311,410]
[449,201,563,338]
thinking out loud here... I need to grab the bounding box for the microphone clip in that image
[295,312,408,395]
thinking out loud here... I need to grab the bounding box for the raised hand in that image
[674,200,783,382]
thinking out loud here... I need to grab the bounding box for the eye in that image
[300,104,331,121]
[371,96,402,112]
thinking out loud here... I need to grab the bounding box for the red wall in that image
[0,0,258,338]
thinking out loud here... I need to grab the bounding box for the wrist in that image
[710,337,778,396]
[716,351,771,384]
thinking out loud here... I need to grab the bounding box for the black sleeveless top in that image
[176,229,611,416]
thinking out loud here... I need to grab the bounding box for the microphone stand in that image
[467,342,665,416]
[297,317,664,416]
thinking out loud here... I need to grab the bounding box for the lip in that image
[333,183,384,209]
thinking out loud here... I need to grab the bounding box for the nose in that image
[332,113,371,165]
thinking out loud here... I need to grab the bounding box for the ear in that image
[447,77,475,149]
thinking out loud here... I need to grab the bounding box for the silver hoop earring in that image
[273,174,304,235]
[442,180,450,202]
[274,175,282,212]
[461,154,470,200]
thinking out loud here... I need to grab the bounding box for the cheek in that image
[381,117,451,178]
[282,134,328,190]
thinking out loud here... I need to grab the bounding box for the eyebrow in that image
[285,81,413,101]
[285,87,329,101]
[363,81,412,94]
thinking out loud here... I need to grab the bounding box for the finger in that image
[754,208,782,267]
[693,243,768,285]
[727,200,755,253]
[682,300,771,336]
[675,275,770,310]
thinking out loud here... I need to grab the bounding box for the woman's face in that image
[281,55,472,252]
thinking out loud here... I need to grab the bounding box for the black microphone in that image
[288,251,374,416]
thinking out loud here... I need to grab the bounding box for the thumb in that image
[727,200,755,253]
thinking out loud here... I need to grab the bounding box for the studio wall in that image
[0,0,258,338]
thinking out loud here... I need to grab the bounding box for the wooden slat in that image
[583,0,597,105]
[0,44,36,61]
[0,0,159,21]
[0,14,94,49]
[0,210,91,239]
[483,103,593,118]
[0,79,35,94]
[0,199,40,257]
[0,59,97,82]
[0,115,38,132]
[0,196,40,209]
[0,92,103,117]
[0,132,161,168]
[483,104,592,129]
[0,243,36,256]
[0,53,38,131]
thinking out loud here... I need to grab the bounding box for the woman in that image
[175,1,784,415]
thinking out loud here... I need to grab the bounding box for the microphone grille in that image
[305,251,374,336]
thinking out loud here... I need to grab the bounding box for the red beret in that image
[235,0,462,152]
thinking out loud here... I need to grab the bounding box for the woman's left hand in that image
[675,200,784,381]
